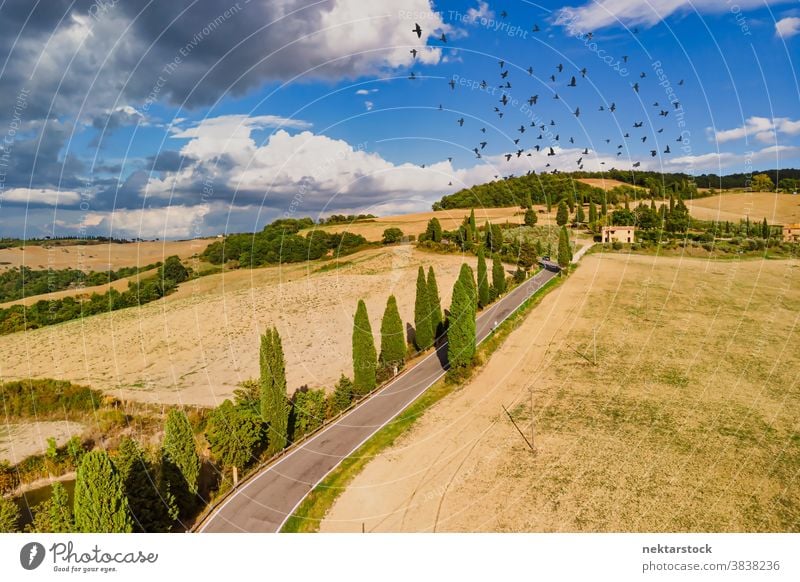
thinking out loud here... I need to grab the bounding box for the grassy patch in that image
[280,270,567,532]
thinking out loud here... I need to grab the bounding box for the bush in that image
[382,228,404,245]
[612,241,623,250]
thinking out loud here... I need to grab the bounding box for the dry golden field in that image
[321,252,800,532]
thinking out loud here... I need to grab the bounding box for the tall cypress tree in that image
[459,263,476,307]
[260,327,289,455]
[427,266,443,340]
[469,209,477,240]
[414,266,433,350]
[379,295,405,372]
[491,254,506,299]
[589,199,597,223]
[447,277,476,371]
[556,200,569,226]
[352,299,377,395]
[761,218,769,239]
[74,450,133,533]
[162,409,200,514]
[477,247,490,308]
[116,437,177,532]
[557,226,572,268]
[601,192,608,216]
[576,203,585,223]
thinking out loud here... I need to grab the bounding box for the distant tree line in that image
[318,213,376,225]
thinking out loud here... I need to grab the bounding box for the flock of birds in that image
[407,15,687,180]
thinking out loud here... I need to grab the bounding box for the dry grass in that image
[686,192,800,224]
[0,421,85,463]
[577,178,646,191]
[321,253,800,532]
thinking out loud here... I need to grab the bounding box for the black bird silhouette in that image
[641,136,647,143]
[505,153,512,161]
[548,147,556,156]
[599,105,605,111]
[657,128,664,133]
[518,125,526,133]
[480,80,487,89]
[580,67,587,77]
[587,32,594,40]
[535,145,541,151]
[413,23,422,38]
[674,101,681,109]
[532,24,540,32]
[574,107,580,117]
[652,101,659,107]
[500,94,508,106]
[516,149,523,157]
[633,162,641,167]
[650,150,657,157]
[624,132,630,138]
[577,157,583,165]
[633,27,639,34]
[438,104,442,110]
[622,55,629,63]
[447,157,453,162]
[448,79,455,90]
[553,93,559,99]
[528,95,538,105]
[550,74,556,82]
[678,79,684,86]
[633,121,643,127]
[513,138,520,144]
[440,33,447,43]
[473,147,480,155]
[480,127,486,133]
[501,10,507,18]
[660,110,668,117]
[557,63,564,73]
[568,76,577,87]
[632,83,640,92]
[664,145,671,154]
[609,102,617,112]
[499,59,505,68]
[408,72,417,80]
[501,70,509,79]
[448,181,453,185]
[410,49,417,58]
[583,148,589,155]
[550,120,555,125]
[569,137,574,143]
[527,66,533,75]
[676,135,683,142]
[457,118,464,126]
[555,134,560,141]
[640,72,646,78]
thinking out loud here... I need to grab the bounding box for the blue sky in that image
[0,0,798,239]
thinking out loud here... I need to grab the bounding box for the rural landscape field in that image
[0,5,799,573]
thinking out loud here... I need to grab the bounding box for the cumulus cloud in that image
[710,116,800,143]
[555,0,792,32]
[355,89,379,95]
[663,145,800,171]
[84,204,211,239]
[1,187,81,206]
[776,16,800,38]
[466,1,495,23]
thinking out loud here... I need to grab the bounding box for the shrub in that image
[382,228,404,245]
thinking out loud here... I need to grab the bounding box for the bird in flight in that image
[632,82,640,92]
[527,66,533,75]
[568,76,577,87]
[500,94,509,105]
[457,117,464,126]
[410,48,417,58]
[528,95,538,105]
[408,72,417,80]
[532,24,540,32]
[412,23,422,38]
[440,33,447,43]
[448,79,455,90]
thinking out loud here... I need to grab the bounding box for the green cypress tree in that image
[74,450,133,533]
[426,218,442,242]
[522,191,533,209]
[413,267,433,350]
[524,208,537,226]
[477,247,490,308]
[115,437,177,532]
[557,226,572,268]
[546,195,552,213]
[469,209,477,239]
[589,199,597,223]
[29,481,73,533]
[162,409,200,514]
[328,375,353,415]
[352,299,377,395]
[761,218,769,239]
[206,400,262,483]
[459,263,477,307]
[601,192,608,216]
[260,327,289,455]
[447,278,476,371]
[379,295,405,372]
[491,254,506,298]
[556,200,569,226]
[427,266,443,340]
[0,497,20,533]
[576,203,585,223]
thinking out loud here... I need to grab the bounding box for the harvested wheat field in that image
[0,421,85,464]
[0,246,477,407]
[305,207,541,240]
[577,178,646,191]
[321,252,800,532]
[686,192,800,224]
[0,238,212,273]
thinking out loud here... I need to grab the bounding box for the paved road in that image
[199,267,559,533]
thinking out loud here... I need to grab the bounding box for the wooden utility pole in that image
[502,404,534,452]
[529,385,536,452]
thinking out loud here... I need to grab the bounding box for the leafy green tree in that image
[206,400,262,484]
[557,226,572,268]
[427,267,443,340]
[413,267,433,350]
[160,255,189,284]
[352,299,377,395]
[28,481,73,533]
[260,327,289,455]
[425,218,443,242]
[556,200,569,226]
[74,450,133,533]
[379,295,405,372]
[491,254,506,298]
[382,228,404,244]
[666,198,690,233]
[546,195,552,213]
[328,375,354,415]
[522,191,533,209]
[0,497,20,532]
[589,199,597,223]
[447,277,476,372]
[115,437,177,532]
[162,409,200,514]
[524,208,537,227]
[291,388,327,439]
[575,203,585,223]
[751,173,774,192]
[518,239,537,272]
[477,247,490,308]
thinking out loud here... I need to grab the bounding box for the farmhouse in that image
[602,225,636,244]
[782,224,800,242]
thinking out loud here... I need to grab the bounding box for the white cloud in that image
[467,1,495,23]
[1,188,81,206]
[711,116,800,143]
[364,101,374,111]
[355,89,378,95]
[556,0,792,32]
[663,145,800,171]
[84,204,211,239]
[776,16,800,38]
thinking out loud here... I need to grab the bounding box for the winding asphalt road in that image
[199,266,559,533]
